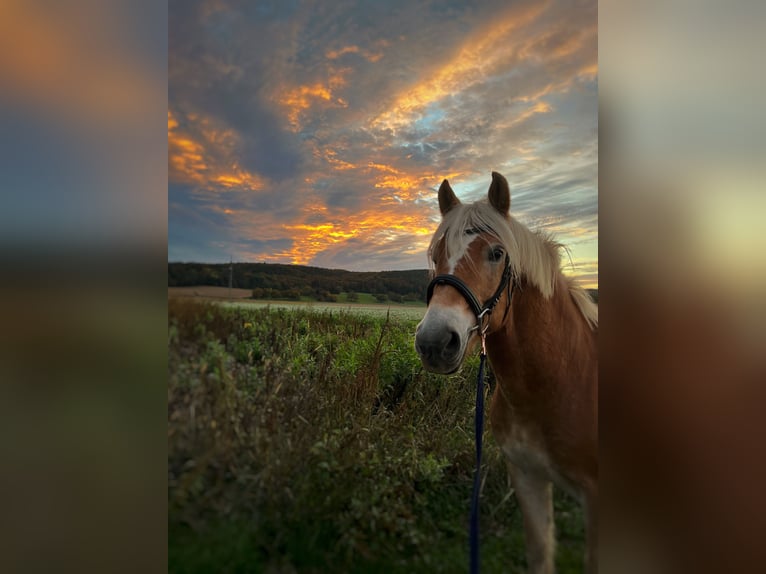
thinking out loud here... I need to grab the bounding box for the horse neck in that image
[487,274,594,384]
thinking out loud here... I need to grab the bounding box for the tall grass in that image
[168,299,584,573]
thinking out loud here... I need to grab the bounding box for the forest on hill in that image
[168,262,430,302]
[168,262,598,305]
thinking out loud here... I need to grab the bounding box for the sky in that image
[169,0,598,287]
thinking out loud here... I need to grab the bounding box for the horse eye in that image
[489,247,504,262]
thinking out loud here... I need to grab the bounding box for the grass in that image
[335,292,378,304]
[168,298,585,573]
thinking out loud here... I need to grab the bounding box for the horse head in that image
[415,172,515,373]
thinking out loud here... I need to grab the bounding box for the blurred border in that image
[600,1,766,572]
[0,1,167,573]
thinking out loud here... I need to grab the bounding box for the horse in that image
[414,172,598,574]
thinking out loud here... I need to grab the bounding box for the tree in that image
[286,288,301,300]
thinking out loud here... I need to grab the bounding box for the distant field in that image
[222,299,427,320]
[169,286,427,319]
[169,286,254,299]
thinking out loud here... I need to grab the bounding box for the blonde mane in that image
[428,200,598,329]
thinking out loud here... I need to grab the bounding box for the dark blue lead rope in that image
[470,348,487,574]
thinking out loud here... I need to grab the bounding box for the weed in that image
[168,299,584,572]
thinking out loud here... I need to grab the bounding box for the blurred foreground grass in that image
[168,299,585,573]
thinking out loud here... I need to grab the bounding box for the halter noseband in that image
[426,253,514,333]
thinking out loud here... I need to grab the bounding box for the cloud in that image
[369,1,551,132]
[169,0,598,284]
[168,110,267,191]
[326,45,384,63]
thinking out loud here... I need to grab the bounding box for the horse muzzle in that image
[414,323,466,374]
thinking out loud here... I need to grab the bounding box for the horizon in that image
[169,0,598,288]
[167,260,599,291]
[168,260,428,272]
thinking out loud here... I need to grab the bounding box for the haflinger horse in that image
[415,172,598,574]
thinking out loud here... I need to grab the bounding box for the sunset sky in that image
[169,0,598,287]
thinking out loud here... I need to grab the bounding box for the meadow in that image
[168,298,585,573]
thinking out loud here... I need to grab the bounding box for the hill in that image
[168,262,429,303]
[168,262,597,305]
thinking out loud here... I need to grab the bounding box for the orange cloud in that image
[369,163,465,200]
[279,222,360,264]
[326,45,383,62]
[493,100,554,130]
[276,71,350,130]
[370,2,597,136]
[372,2,549,131]
[168,110,265,191]
[308,145,464,200]
[265,201,439,265]
[318,147,358,171]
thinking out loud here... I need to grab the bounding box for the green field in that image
[221,298,427,321]
[168,299,585,573]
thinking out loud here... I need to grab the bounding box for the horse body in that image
[415,173,598,574]
[488,273,598,574]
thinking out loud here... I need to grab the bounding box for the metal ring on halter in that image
[474,310,491,334]
[468,309,492,355]
[477,308,491,326]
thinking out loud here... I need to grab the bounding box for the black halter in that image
[426,253,514,329]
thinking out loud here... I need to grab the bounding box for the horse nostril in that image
[415,337,434,361]
[416,328,462,365]
[445,330,460,353]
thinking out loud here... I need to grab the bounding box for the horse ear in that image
[438,179,460,215]
[488,171,510,215]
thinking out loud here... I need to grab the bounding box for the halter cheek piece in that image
[426,253,515,344]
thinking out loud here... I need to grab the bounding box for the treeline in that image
[168,261,598,304]
[168,262,430,303]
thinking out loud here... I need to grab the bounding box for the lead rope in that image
[470,328,488,574]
